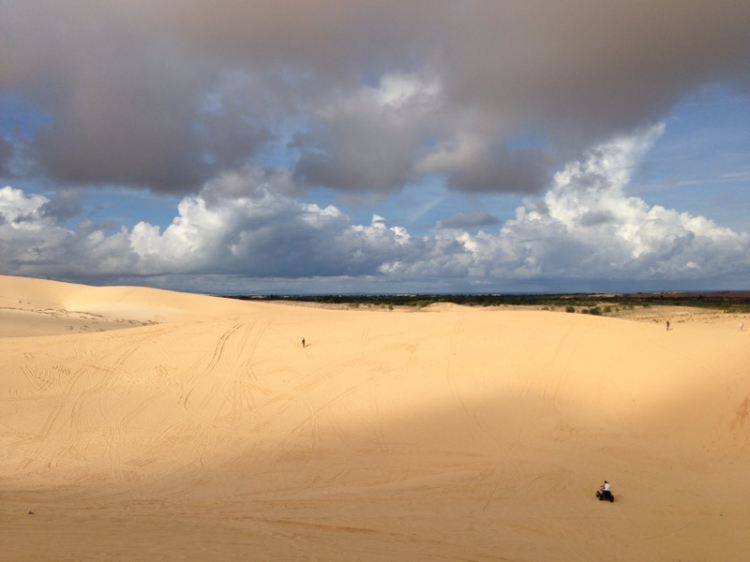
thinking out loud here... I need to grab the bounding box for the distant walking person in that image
[666,320,670,331]
[302,338,306,348]
[740,322,744,331]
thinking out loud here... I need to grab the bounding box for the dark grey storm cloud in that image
[436,212,500,230]
[1,1,749,195]
[37,188,84,224]
[444,148,553,193]
[0,137,12,176]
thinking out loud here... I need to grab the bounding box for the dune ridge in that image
[0,275,748,561]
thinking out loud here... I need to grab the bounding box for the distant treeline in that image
[222,292,750,312]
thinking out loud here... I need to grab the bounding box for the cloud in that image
[37,188,84,224]
[1,1,748,195]
[293,73,438,192]
[0,170,420,281]
[0,125,747,291]
[414,134,552,193]
[125,171,421,279]
[472,125,750,283]
[436,212,500,230]
[0,137,13,176]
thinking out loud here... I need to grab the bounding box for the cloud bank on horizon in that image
[0,1,749,293]
[2,125,747,293]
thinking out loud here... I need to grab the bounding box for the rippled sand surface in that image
[0,275,748,561]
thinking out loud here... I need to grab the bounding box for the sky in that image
[1,1,749,294]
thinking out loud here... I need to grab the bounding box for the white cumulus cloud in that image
[0,125,747,292]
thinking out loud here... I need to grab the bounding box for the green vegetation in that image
[223,292,750,313]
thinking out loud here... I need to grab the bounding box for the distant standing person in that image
[740,322,744,331]
[666,320,670,331]
[302,338,306,348]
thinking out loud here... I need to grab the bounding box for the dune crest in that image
[0,275,748,561]
[0,275,246,336]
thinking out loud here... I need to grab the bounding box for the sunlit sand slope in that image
[0,276,748,561]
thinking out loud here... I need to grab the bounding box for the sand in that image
[0,275,748,561]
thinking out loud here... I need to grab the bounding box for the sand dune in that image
[0,275,748,561]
